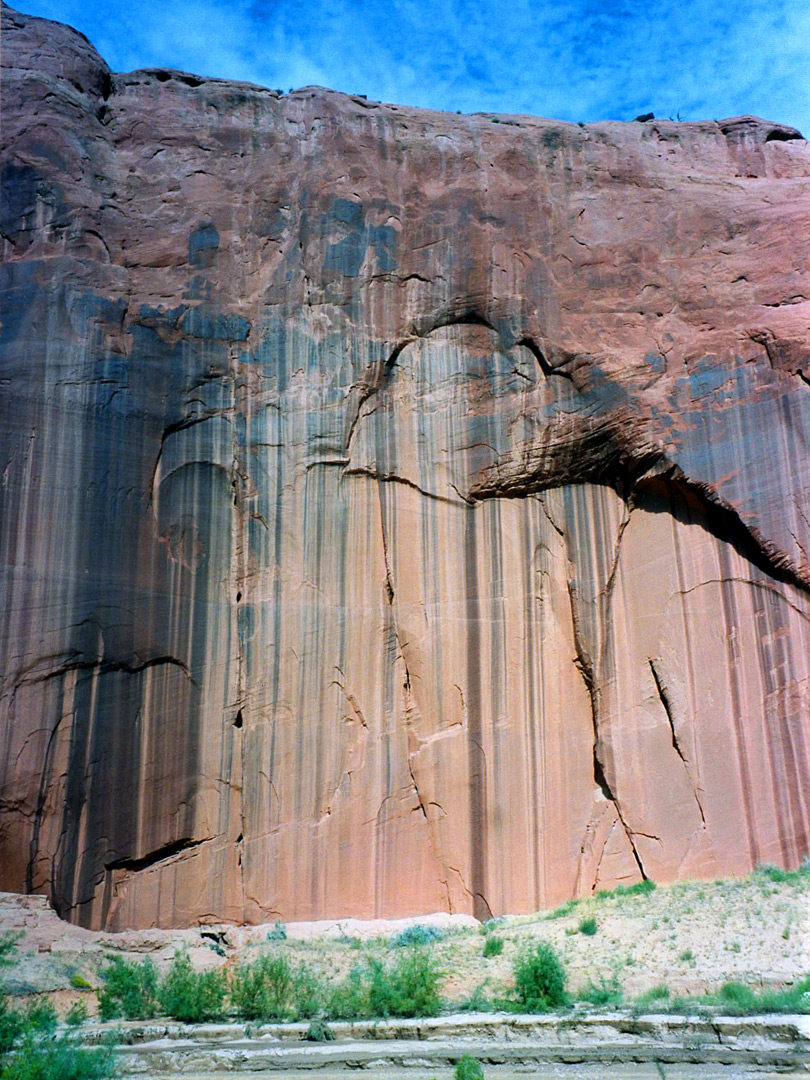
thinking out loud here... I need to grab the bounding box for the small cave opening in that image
[233,710,243,729]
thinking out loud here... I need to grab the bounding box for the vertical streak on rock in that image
[717,542,759,867]
[267,439,285,840]
[522,503,541,909]
[232,359,246,919]
[464,507,490,920]
[754,578,809,866]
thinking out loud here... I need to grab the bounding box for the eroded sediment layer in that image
[1,3,809,928]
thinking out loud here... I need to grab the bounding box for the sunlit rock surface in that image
[1,4,809,930]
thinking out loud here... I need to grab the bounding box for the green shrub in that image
[23,999,58,1034]
[0,934,22,970]
[367,946,442,1018]
[66,1001,89,1027]
[392,924,443,947]
[232,953,293,1020]
[98,955,159,1020]
[267,920,287,941]
[0,1001,24,1057]
[158,951,227,1023]
[455,1054,484,1080]
[70,973,92,990]
[482,935,504,958]
[290,964,324,1020]
[578,917,598,936]
[513,942,567,1011]
[0,935,114,1080]
[327,967,369,1020]
[0,1029,116,1080]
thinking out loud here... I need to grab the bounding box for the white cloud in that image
[12,0,810,131]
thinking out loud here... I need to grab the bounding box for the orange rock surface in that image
[0,5,808,929]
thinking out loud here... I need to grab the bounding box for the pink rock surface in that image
[0,4,808,929]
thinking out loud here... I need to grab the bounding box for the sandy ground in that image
[1,867,808,1014]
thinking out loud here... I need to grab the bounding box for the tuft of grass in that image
[546,899,578,920]
[480,918,504,935]
[712,976,810,1015]
[578,917,598,936]
[636,977,810,1017]
[454,982,492,1014]
[513,942,567,1011]
[596,879,656,901]
[718,982,756,1009]
[756,862,810,886]
[304,1018,334,1042]
[634,984,670,1011]
[70,973,92,991]
[576,973,622,1007]
[482,935,504,958]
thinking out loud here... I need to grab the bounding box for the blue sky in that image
[13,0,810,133]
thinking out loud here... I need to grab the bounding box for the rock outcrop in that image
[1,5,809,930]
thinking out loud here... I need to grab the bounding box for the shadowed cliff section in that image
[0,3,809,929]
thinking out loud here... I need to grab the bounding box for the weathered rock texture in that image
[1,5,809,930]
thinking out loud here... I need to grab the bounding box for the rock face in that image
[1,6,809,931]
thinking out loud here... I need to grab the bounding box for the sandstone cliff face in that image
[1,5,809,930]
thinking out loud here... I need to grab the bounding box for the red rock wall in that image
[1,4,809,929]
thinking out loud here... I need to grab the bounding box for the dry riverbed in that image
[144,1070,810,1080]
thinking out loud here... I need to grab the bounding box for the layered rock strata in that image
[1,4,809,929]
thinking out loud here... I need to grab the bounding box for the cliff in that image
[1,4,809,930]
